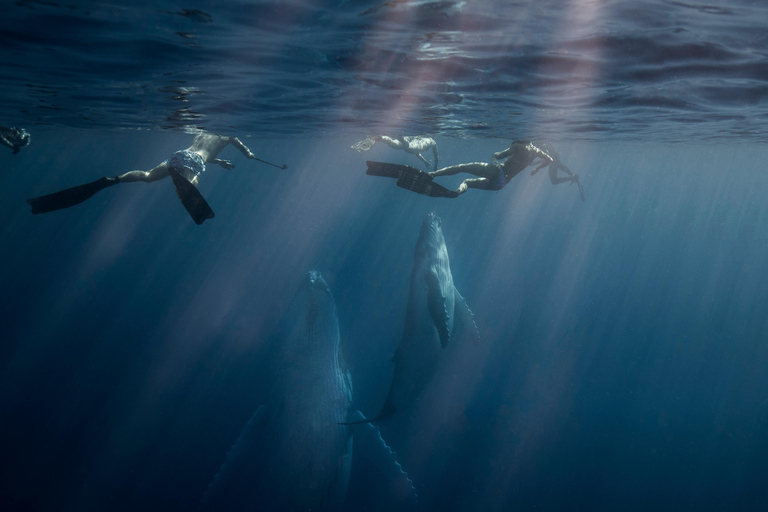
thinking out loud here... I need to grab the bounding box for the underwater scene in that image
[2,1,768,511]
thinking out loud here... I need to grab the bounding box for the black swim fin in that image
[168,167,215,225]
[366,161,458,198]
[27,176,119,214]
[365,160,421,178]
[396,170,458,198]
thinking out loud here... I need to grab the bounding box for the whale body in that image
[201,271,413,511]
[373,213,479,421]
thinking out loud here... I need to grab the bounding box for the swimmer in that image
[427,141,553,196]
[535,141,584,201]
[352,135,438,172]
[0,126,31,154]
[27,132,281,224]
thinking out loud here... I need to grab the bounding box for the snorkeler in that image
[0,126,31,154]
[352,135,438,172]
[27,132,284,224]
[364,141,553,198]
[535,142,585,201]
[426,141,553,196]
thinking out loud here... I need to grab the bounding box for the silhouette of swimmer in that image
[427,141,553,196]
[26,132,283,224]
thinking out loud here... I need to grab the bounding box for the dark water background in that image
[2,1,768,511]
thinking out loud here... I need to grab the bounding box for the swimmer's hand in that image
[212,158,235,169]
[530,161,549,176]
[246,151,257,159]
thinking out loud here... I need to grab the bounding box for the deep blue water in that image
[2,1,768,512]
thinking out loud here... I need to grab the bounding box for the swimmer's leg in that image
[375,135,406,150]
[548,163,576,185]
[430,162,496,179]
[118,163,171,183]
[454,177,497,195]
[416,153,433,170]
[27,163,175,215]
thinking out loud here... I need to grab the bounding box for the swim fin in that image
[396,169,458,198]
[571,175,585,202]
[366,161,458,198]
[351,137,376,152]
[27,176,119,214]
[366,160,420,179]
[168,167,215,225]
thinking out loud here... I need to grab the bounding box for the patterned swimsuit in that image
[166,150,205,181]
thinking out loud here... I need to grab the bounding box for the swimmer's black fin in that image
[574,177,586,202]
[366,160,419,179]
[366,161,458,198]
[27,176,119,214]
[396,169,459,198]
[168,167,215,225]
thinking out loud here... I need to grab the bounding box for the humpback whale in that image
[362,212,479,423]
[201,271,414,511]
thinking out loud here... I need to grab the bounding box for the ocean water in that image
[1,1,768,511]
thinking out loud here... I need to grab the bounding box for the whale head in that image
[414,212,447,265]
[283,270,340,355]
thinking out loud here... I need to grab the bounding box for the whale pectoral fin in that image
[426,271,451,348]
[201,405,270,509]
[454,286,480,346]
[347,410,417,503]
[339,399,397,425]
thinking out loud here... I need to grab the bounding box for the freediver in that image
[0,126,31,154]
[26,132,286,224]
[425,141,554,196]
[352,135,438,172]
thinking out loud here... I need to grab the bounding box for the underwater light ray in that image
[66,136,372,510]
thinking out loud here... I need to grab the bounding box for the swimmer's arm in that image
[492,145,513,161]
[529,148,554,175]
[464,177,497,191]
[229,137,257,160]
[0,135,12,149]
[431,145,438,172]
